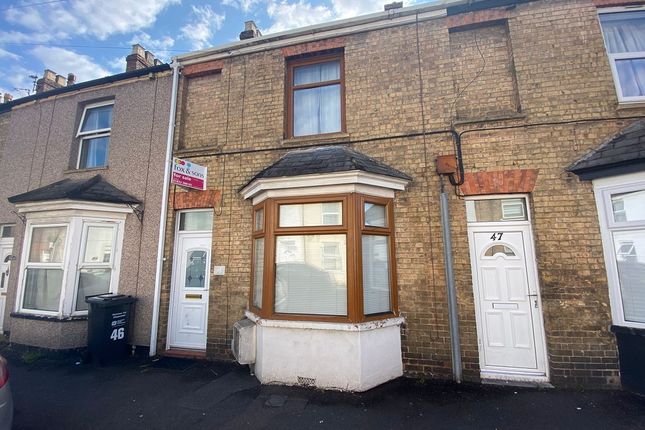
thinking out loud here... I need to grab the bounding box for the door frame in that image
[466,194,549,383]
[166,209,213,351]
[0,236,14,332]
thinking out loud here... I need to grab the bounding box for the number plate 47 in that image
[490,232,503,241]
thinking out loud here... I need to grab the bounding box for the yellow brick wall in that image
[158,0,645,388]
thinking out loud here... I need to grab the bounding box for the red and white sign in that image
[171,157,207,191]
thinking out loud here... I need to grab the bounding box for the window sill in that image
[452,112,525,126]
[281,132,350,147]
[63,166,108,174]
[616,101,645,110]
[10,312,87,322]
[245,310,403,332]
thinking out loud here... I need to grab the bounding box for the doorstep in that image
[162,348,206,360]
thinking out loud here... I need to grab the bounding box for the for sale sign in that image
[171,157,207,190]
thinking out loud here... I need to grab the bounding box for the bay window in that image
[250,194,397,322]
[17,216,124,317]
[594,173,645,328]
[599,8,645,103]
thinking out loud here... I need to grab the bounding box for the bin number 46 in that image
[110,327,125,341]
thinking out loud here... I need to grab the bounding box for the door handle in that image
[527,293,538,308]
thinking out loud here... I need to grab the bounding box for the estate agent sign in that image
[171,157,207,190]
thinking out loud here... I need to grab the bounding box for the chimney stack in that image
[239,21,262,40]
[67,73,76,86]
[125,44,161,72]
[384,1,403,11]
[36,69,65,93]
[2,93,13,103]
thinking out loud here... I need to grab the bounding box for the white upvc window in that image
[594,172,645,329]
[76,101,114,169]
[16,213,124,317]
[598,7,645,103]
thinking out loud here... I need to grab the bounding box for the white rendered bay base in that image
[245,311,404,392]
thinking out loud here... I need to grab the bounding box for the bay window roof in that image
[8,175,140,205]
[568,120,645,180]
[243,146,412,187]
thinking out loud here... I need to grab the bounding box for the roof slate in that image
[568,120,645,180]
[8,175,141,205]
[243,145,412,189]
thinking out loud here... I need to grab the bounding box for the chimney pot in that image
[240,20,262,40]
[2,93,13,103]
[154,59,163,66]
[36,69,64,94]
[144,51,155,66]
[126,44,150,72]
[384,1,403,11]
[67,73,76,86]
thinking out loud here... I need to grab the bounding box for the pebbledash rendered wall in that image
[157,0,643,388]
[0,70,172,349]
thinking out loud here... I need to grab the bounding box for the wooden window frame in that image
[249,193,398,323]
[285,52,346,139]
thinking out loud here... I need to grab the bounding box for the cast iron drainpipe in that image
[442,128,463,383]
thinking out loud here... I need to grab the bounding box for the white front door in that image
[467,197,548,382]
[168,233,211,350]
[0,241,12,332]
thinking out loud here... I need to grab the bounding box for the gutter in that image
[174,0,477,66]
[149,60,181,357]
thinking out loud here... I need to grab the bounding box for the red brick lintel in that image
[446,8,510,30]
[172,189,222,209]
[182,60,225,78]
[460,169,539,196]
[281,37,345,57]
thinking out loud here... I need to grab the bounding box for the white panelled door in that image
[469,226,547,380]
[168,234,211,350]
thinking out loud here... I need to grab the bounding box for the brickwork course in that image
[158,0,645,388]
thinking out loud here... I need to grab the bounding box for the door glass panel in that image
[83,226,114,263]
[279,202,342,227]
[611,190,645,222]
[179,211,213,231]
[76,268,111,311]
[1,225,13,238]
[29,226,67,263]
[185,250,207,288]
[613,229,645,323]
[274,234,347,315]
[484,244,516,257]
[466,198,528,222]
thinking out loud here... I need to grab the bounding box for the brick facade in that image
[158,0,645,388]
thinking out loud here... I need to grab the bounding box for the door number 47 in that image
[490,232,503,241]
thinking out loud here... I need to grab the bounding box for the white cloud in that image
[180,5,225,50]
[3,65,39,96]
[265,0,334,34]
[0,48,20,61]
[129,32,175,52]
[4,0,180,40]
[30,46,111,83]
[106,56,127,74]
[264,0,417,35]
[222,0,263,13]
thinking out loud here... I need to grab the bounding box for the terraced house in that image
[0,46,172,352]
[150,0,645,393]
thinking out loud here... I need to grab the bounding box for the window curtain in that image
[601,12,645,97]
[293,61,341,136]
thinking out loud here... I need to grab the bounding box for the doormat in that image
[146,357,197,371]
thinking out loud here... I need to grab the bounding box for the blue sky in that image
[0,0,417,100]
